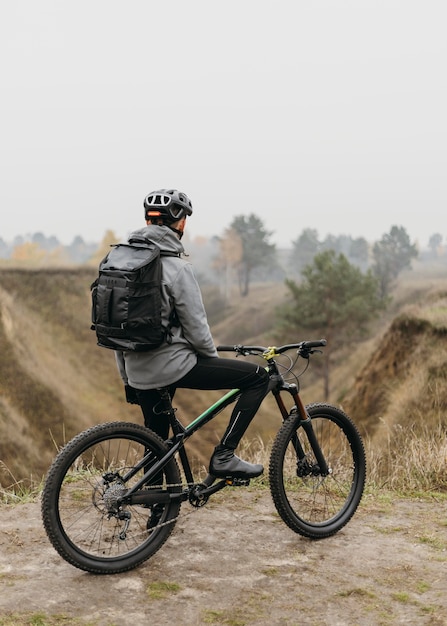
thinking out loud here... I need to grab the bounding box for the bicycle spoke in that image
[269,403,366,538]
[42,423,182,574]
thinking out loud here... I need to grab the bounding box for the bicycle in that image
[41,339,366,574]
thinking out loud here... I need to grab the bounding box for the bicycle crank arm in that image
[193,477,227,498]
[191,475,250,501]
[200,473,251,490]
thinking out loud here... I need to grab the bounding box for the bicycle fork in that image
[274,384,330,477]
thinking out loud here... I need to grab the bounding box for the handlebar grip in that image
[216,345,237,352]
[304,339,327,349]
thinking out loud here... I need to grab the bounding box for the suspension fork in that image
[273,385,329,476]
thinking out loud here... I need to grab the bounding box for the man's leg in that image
[135,388,173,440]
[134,388,174,526]
[175,357,269,478]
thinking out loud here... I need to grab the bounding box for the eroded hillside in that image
[0,268,125,483]
[343,290,447,443]
[0,269,284,486]
[1,267,447,488]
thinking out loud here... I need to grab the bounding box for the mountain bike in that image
[41,339,366,575]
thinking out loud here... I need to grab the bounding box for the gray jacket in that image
[115,225,218,389]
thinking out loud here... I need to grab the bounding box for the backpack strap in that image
[161,251,181,259]
[158,251,181,341]
[127,234,152,247]
[128,234,181,259]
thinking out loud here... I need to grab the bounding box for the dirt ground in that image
[0,489,446,626]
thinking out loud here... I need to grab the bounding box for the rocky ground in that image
[0,489,446,626]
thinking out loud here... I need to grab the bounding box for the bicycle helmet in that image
[144,189,193,223]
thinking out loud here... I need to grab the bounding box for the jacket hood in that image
[129,225,185,255]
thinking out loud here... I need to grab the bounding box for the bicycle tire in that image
[269,403,366,539]
[41,422,182,574]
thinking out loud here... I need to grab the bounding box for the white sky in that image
[1,1,446,249]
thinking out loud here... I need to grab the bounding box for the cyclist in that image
[115,189,269,479]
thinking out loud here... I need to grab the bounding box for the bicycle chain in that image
[121,482,200,537]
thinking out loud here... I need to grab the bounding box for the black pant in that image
[135,357,270,450]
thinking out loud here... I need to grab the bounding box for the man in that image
[115,189,269,479]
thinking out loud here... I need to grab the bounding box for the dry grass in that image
[365,421,447,494]
[223,426,447,496]
[0,462,43,504]
[1,422,446,503]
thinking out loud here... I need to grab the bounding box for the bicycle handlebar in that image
[217,339,327,358]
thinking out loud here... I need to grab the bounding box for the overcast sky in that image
[1,1,446,249]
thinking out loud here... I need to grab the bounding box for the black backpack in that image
[91,234,179,352]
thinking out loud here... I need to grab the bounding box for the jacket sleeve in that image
[171,263,218,358]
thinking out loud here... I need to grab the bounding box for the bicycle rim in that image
[41,422,182,574]
[269,403,366,538]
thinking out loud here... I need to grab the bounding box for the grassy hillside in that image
[0,268,125,484]
[0,269,288,486]
[341,278,447,486]
[1,264,446,489]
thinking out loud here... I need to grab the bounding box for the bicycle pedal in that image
[225,478,250,487]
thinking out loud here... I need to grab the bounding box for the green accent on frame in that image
[185,388,240,432]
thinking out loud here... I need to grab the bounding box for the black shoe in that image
[146,503,164,531]
[209,447,264,479]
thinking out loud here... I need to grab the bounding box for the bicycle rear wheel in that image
[269,403,366,539]
[41,422,182,574]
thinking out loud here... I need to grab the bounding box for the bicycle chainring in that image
[188,485,210,508]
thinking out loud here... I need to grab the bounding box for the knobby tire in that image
[41,422,182,574]
[269,403,366,538]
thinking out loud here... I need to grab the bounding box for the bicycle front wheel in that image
[269,403,366,539]
[41,422,182,574]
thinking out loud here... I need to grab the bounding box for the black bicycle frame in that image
[121,372,329,505]
[121,388,241,502]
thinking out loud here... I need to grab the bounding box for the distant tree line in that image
[0,233,98,264]
[0,220,440,302]
[211,217,422,296]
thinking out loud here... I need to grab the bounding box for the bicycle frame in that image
[41,338,366,574]
[120,387,243,503]
[121,363,329,507]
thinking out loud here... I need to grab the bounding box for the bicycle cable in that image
[270,350,310,388]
